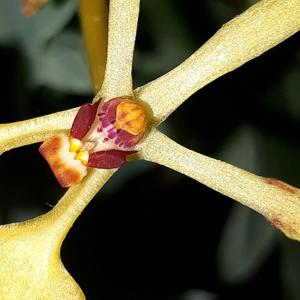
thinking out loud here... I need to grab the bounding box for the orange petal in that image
[39,134,87,188]
[115,100,147,135]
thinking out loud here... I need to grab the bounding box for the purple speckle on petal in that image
[101,119,110,127]
[108,132,117,139]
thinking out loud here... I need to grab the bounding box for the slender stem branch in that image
[0,108,77,153]
[138,129,300,242]
[0,170,114,299]
[95,0,140,101]
[79,0,108,93]
[46,169,115,245]
[135,0,300,123]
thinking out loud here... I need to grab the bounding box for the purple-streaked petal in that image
[98,97,123,125]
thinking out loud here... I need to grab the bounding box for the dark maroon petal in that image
[87,150,135,169]
[71,102,99,140]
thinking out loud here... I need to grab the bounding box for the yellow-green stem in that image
[94,0,140,101]
[47,169,115,246]
[139,129,300,242]
[135,0,300,123]
[0,108,77,153]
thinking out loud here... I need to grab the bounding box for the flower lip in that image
[39,134,87,188]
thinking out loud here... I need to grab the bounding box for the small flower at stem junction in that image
[39,97,147,187]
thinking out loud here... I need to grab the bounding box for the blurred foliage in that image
[217,126,277,284]
[0,0,299,299]
[0,0,91,94]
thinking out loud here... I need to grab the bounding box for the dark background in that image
[0,0,300,299]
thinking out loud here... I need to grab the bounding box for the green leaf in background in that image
[218,204,277,284]
[217,126,277,283]
[264,55,299,121]
[245,0,259,6]
[206,0,260,25]
[0,0,20,43]
[280,240,300,300]
[102,160,155,194]
[0,0,78,49]
[0,0,91,95]
[218,125,262,173]
[31,31,92,94]
[181,290,217,300]
[283,64,300,120]
[134,0,194,85]
[204,0,236,26]
[262,136,300,186]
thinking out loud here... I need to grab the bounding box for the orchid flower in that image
[0,0,300,298]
